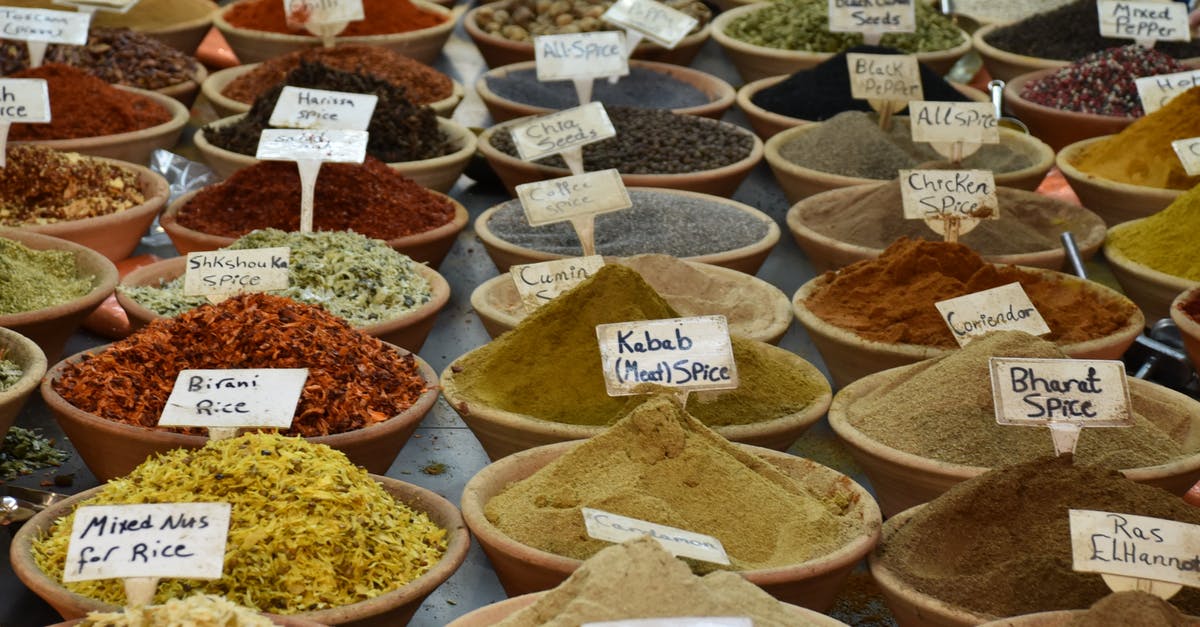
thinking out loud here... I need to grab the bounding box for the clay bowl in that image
[440,341,832,460]
[712,3,972,82]
[194,114,476,192]
[476,118,763,197]
[473,189,781,275]
[784,183,1108,273]
[972,23,1068,82]
[115,256,450,351]
[469,256,793,344]
[765,122,1055,204]
[1105,220,1199,325]
[41,342,440,481]
[52,616,326,627]
[445,591,851,626]
[159,185,469,267]
[463,2,711,69]
[1057,136,1183,226]
[213,0,459,65]
[155,62,208,109]
[0,0,218,55]
[13,86,189,166]
[460,440,880,609]
[0,327,47,442]
[1171,286,1200,368]
[137,0,219,54]
[0,229,118,360]
[201,62,465,119]
[829,370,1200,517]
[1003,68,1139,152]
[11,474,470,626]
[476,59,736,122]
[11,157,169,262]
[791,267,1146,388]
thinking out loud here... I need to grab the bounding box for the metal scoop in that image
[988,80,1030,134]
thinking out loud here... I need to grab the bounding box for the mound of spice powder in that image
[223,0,445,36]
[1107,182,1200,281]
[206,61,446,162]
[485,395,868,571]
[53,293,428,437]
[31,433,448,613]
[221,45,452,106]
[803,238,1138,348]
[0,145,145,226]
[8,64,171,140]
[0,350,20,391]
[1068,591,1195,627]
[877,455,1200,617]
[950,0,1074,24]
[175,157,455,240]
[724,0,963,53]
[1019,46,1188,117]
[984,0,1200,61]
[0,28,198,90]
[78,595,275,626]
[0,236,94,315]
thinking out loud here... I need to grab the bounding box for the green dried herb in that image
[0,426,69,481]
[724,0,963,53]
[0,237,94,315]
[0,351,21,392]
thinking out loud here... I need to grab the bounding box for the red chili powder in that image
[224,0,446,36]
[8,64,172,140]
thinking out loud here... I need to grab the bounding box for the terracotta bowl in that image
[476,59,736,122]
[51,616,326,627]
[469,255,793,344]
[765,122,1055,204]
[13,86,189,166]
[115,256,450,351]
[440,341,832,460]
[1057,136,1183,226]
[201,62,465,119]
[0,327,47,442]
[1171,286,1200,368]
[829,371,1200,517]
[159,188,468,268]
[0,0,218,55]
[11,474,470,626]
[460,441,880,609]
[138,0,219,54]
[711,3,972,82]
[445,591,851,626]
[1105,220,1199,325]
[463,2,711,69]
[477,118,763,197]
[40,342,440,481]
[156,62,208,109]
[473,188,781,275]
[194,115,475,192]
[213,1,460,65]
[791,267,1146,388]
[0,229,118,360]
[1003,68,1139,152]
[11,157,169,262]
[784,183,1108,274]
[972,24,1068,82]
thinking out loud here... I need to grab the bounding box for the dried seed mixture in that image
[0,146,145,227]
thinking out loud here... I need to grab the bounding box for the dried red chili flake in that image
[1020,46,1189,117]
[8,63,172,140]
[52,293,428,437]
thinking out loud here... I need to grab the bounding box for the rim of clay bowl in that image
[468,256,794,344]
[1105,221,1200,293]
[40,340,441,480]
[0,327,48,440]
[976,611,1094,627]
[1170,286,1200,360]
[50,615,327,627]
[11,156,170,262]
[439,340,832,459]
[473,187,781,273]
[459,440,881,600]
[155,61,208,105]
[475,59,736,122]
[972,24,1069,81]
[11,85,188,157]
[10,472,470,623]
[1057,136,1185,211]
[137,0,218,44]
[784,183,1108,273]
[0,229,118,328]
[1004,68,1142,128]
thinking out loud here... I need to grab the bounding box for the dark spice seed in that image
[0,27,197,90]
[985,0,1200,60]
[1020,46,1188,117]
[485,67,709,110]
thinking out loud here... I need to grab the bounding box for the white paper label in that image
[846,53,923,102]
[182,248,290,298]
[1137,70,1200,114]
[596,315,738,396]
[601,0,698,48]
[511,256,605,309]
[63,503,231,582]
[910,102,999,145]
[828,0,915,35]
[158,368,309,429]
[934,283,1049,346]
[989,357,1134,427]
[255,129,368,164]
[1097,1,1190,43]
[283,0,364,25]
[510,102,615,163]
[517,169,631,226]
[0,7,89,44]
[581,508,730,565]
[900,169,998,222]
[535,32,630,81]
[1071,510,1200,590]
[0,79,49,123]
[1173,137,1200,177]
[584,620,752,627]
[268,86,377,131]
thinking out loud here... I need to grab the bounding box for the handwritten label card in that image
[64,503,231,582]
[828,0,916,38]
[1070,510,1200,599]
[510,102,616,166]
[536,32,630,81]
[511,256,605,310]
[910,101,998,160]
[268,86,377,131]
[0,78,50,167]
[517,169,631,226]
[596,315,738,396]
[1173,137,1200,176]
[935,283,1050,346]
[899,169,998,238]
[255,128,368,163]
[159,368,308,430]
[183,248,290,302]
[1135,70,1200,114]
[284,0,363,41]
[0,7,89,43]
[601,0,698,49]
[1098,1,1190,46]
[846,53,923,102]
[582,508,730,565]
[52,0,140,14]
[583,620,752,627]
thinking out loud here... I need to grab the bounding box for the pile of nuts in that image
[474,0,710,42]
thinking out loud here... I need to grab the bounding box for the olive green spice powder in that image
[0,237,93,315]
